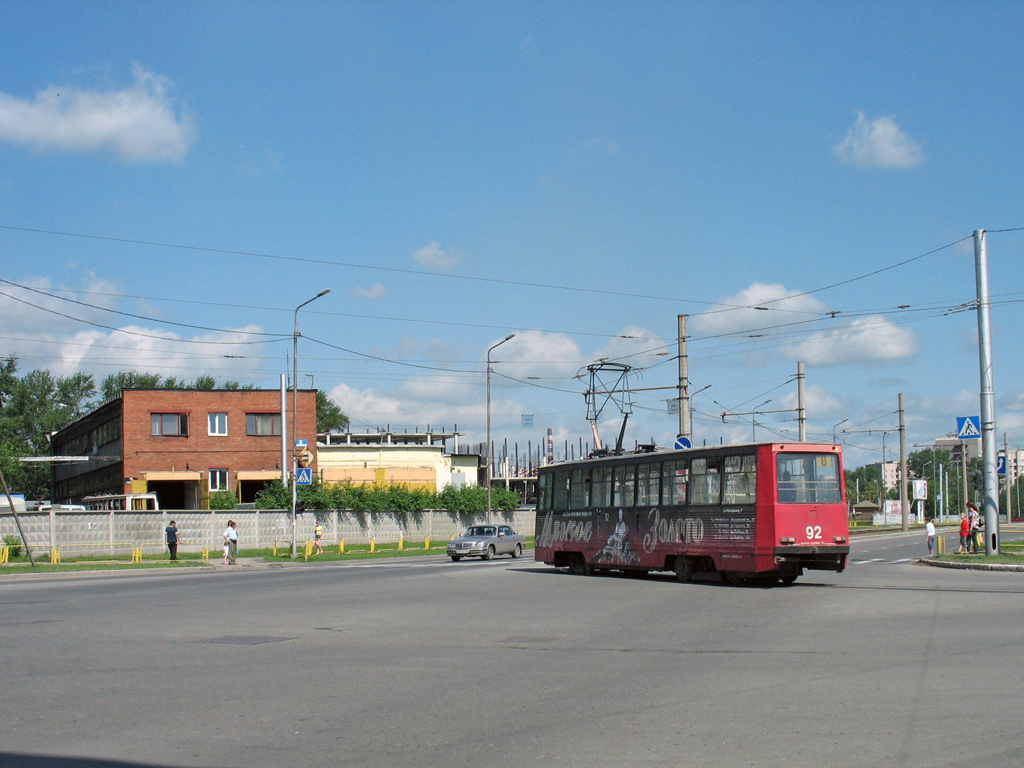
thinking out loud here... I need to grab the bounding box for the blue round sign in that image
[674,436,692,450]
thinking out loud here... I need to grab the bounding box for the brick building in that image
[50,389,317,508]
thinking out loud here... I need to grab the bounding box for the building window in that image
[246,412,281,436]
[151,413,188,436]
[208,413,228,436]
[209,469,229,492]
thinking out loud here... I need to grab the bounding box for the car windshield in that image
[466,526,496,537]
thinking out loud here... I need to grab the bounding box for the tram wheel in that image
[778,566,800,585]
[674,557,693,583]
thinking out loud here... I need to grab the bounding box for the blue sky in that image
[2,1,1024,469]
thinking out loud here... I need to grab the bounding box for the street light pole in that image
[486,334,515,524]
[292,288,330,558]
[832,418,849,444]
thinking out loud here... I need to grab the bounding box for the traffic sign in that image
[674,436,692,450]
[296,467,312,485]
[295,439,308,448]
[956,416,981,440]
[997,455,1007,475]
[298,448,314,468]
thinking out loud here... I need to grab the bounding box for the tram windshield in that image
[776,453,842,504]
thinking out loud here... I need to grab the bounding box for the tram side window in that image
[570,468,591,509]
[538,473,552,511]
[662,461,689,506]
[723,454,757,505]
[690,458,722,505]
[636,462,660,506]
[592,467,612,508]
[776,453,842,504]
[553,470,570,511]
[613,464,635,507]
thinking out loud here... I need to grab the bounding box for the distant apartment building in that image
[50,389,316,508]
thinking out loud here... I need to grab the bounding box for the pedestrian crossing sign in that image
[956,416,981,439]
[296,467,312,485]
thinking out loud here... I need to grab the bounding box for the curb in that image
[917,557,1024,572]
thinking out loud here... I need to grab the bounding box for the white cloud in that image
[691,283,828,338]
[779,384,844,418]
[413,241,459,271]
[350,283,387,300]
[328,382,403,423]
[792,316,918,365]
[833,111,923,169]
[0,64,194,162]
[488,330,583,381]
[590,326,667,368]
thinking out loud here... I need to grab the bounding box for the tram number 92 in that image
[806,525,823,540]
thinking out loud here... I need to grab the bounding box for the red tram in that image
[535,442,848,584]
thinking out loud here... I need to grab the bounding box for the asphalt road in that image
[2,530,1023,768]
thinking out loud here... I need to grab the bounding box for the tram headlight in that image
[833,536,847,544]
[779,537,795,545]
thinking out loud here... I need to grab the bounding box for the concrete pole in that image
[1005,433,1011,523]
[280,374,288,486]
[678,314,690,441]
[899,393,908,531]
[974,229,999,554]
[797,361,806,442]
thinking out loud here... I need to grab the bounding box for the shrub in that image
[3,533,23,558]
[209,491,238,510]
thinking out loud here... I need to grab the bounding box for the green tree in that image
[316,390,349,433]
[100,371,163,402]
[0,357,96,498]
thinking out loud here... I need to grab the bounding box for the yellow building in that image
[316,431,480,491]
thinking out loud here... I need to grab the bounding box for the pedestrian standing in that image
[956,513,970,554]
[967,502,980,554]
[925,518,936,557]
[313,521,323,555]
[165,520,179,561]
[223,520,238,565]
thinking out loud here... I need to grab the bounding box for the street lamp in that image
[486,334,515,523]
[832,418,849,444]
[292,288,330,558]
[688,384,712,437]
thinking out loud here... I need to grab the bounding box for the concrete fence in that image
[0,507,536,555]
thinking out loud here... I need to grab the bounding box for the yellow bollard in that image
[937,535,945,555]
[424,536,430,550]
[399,536,404,552]
[202,546,209,564]
[370,538,376,553]
[339,539,345,554]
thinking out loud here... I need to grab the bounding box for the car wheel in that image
[483,546,495,561]
[450,556,461,562]
[511,543,522,559]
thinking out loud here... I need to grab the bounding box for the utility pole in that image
[678,314,690,441]
[1005,433,1011,523]
[975,229,999,554]
[797,361,806,442]
[898,393,908,531]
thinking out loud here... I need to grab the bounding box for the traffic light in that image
[970,470,984,492]
[295,498,306,515]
